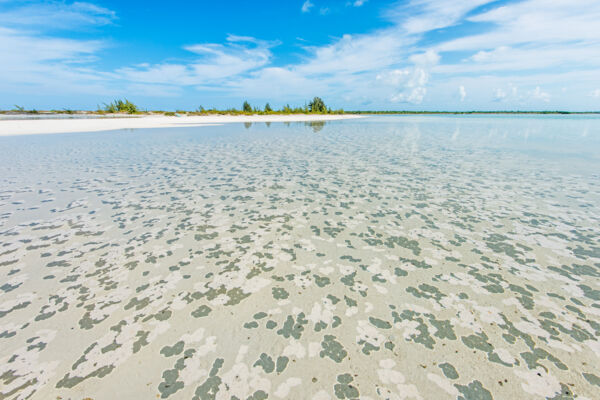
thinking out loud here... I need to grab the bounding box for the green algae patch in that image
[160,341,184,357]
[583,372,600,387]
[430,318,457,340]
[320,335,348,363]
[276,356,289,373]
[277,313,308,339]
[369,317,392,329]
[191,305,212,318]
[334,373,359,399]
[272,287,289,300]
[439,362,459,379]
[254,353,275,373]
[455,380,493,400]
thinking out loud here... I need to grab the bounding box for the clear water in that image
[1,116,599,399]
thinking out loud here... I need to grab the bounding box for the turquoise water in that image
[1,116,599,399]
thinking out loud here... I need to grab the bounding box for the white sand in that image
[0,114,362,136]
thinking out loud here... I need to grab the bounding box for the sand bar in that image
[0,114,362,136]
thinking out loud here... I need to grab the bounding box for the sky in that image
[1,0,600,111]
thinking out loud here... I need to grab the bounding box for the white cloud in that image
[492,84,521,102]
[301,0,314,13]
[491,84,553,104]
[378,68,429,104]
[295,29,414,76]
[494,88,507,101]
[529,86,550,102]
[437,0,600,53]
[459,85,466,101]
[409,50,440,66]
[387,0,497,34]
[2,0,600,110]
[0,26,112,97]
[0,1,116,30]
[116,35,275,86]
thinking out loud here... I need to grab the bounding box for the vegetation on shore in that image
[1,97,345,116]
[2,98,598,116]
[101,99,139,114]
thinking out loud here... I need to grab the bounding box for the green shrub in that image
[308,97,327,113]
[103,99,139,114]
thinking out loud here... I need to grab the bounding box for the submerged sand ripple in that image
[0,117,599,399]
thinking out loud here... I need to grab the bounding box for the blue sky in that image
[1,0,599,111]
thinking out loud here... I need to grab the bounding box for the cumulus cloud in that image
[494,88,507,101]
[374,49,440,104]
[492,84,521,102]
[492,84,552,104]
[378,68,429,104]
[529,86,550,102]
[591,89,600,98]
[459,85,466,101]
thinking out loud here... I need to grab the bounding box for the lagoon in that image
[1,115,599,399]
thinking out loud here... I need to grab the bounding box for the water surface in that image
[1,116,599,399]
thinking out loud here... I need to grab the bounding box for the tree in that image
[308,97,327,113]
[103,99,138,114]
[243,101,252,112]
[264,103,272,112]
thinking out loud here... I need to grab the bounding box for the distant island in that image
[346,110,600,115]
[2,98,598,116]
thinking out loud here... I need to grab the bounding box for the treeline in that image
[2,97,342,115]
[194,97,343,115]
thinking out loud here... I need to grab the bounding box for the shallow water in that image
[1,115,599,400]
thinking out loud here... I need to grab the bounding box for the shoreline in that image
[0,114,362,136]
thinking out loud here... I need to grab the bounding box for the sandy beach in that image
[0,114,362,136]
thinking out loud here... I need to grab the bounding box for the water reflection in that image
[305,120,326,132]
